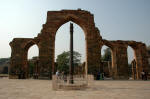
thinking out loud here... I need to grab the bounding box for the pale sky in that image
[0,0,150,63]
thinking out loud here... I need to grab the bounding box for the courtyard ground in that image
[0,78,150,99]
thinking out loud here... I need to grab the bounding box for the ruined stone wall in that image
[100,40,149,79]
[10,9,102,79]
[9,9,149,80]
[9,38,39,78]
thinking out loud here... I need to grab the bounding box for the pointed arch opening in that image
[127,46,136,79]
[100,45,113,79]
[54,21,86,76]
[25,41,39,79]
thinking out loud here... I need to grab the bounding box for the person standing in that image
[56,70,60,79]
[144,72,148,80]
[141,71,145,80]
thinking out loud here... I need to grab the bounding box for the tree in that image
[28,61,34,75]
[101,48,111,61]
[56,51,81,74]
[28,57,38,76]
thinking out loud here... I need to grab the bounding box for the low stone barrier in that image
[52,75,94,90]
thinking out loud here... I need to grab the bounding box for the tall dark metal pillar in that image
[69,23,74,84]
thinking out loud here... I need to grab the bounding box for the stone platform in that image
[0,78,150,99]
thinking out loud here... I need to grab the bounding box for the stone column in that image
[38,32,54,79]
[115,45,129,79]
[111,47,118,79]
[86,28,101,79]
[134,48,142,79]
[22,51,28,78]
[9,39,25,79]
[140,44,149,73]
[134,44,149,79]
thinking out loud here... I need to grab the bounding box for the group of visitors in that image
[56,70,67,82]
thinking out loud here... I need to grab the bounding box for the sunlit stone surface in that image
[0,78,150,99]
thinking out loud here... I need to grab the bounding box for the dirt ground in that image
[0,78,150,99]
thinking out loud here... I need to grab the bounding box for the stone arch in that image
[127,42,141,79]
[38,10,101,79]
[54,21,86,73]
[127,45,136,79]
[101,39,117,78]
[127,42,148,79]
[54,15,88,35]
[100,45,112,77]
[54,22,87,72]
[53,14,88,48]
[101,40,115,63]
[102,40,114,50]
[22,40,40,78]
[23,40,39,51]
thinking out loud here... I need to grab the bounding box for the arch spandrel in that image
[42,10,96,37]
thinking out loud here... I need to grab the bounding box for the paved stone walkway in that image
[0,78,150,99]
